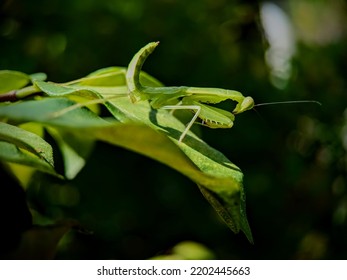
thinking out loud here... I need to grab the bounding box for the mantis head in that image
[233,96,255,114]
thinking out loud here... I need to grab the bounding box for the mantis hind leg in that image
[161,105,201,142]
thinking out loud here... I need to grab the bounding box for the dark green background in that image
[1,0,346,259]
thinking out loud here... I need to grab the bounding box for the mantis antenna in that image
[254,100,322,107]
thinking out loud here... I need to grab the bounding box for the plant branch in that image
[0,86,41,102]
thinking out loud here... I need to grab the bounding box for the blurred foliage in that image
[151,241,215,260]
[1,0,347,259]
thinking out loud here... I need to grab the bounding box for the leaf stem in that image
[0,85,41,102]
[0,90,17,102]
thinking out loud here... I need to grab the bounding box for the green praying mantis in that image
[124,41,319,142]
[0,41,320,143]
[125,41,255,142]
[35,41,257,142]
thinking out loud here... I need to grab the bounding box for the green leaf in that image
[30,72,47,82]
[4,123,47,188]
[0,141,59,177]
[34,81,100,99]
[0,98,109,179]
[47,127,95,180]
[0,122,54,166]
[84,123,252,242]
[102,97,253,242]
[0,97,253,242]
[0,70,30,93]
[0,98,109,128]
